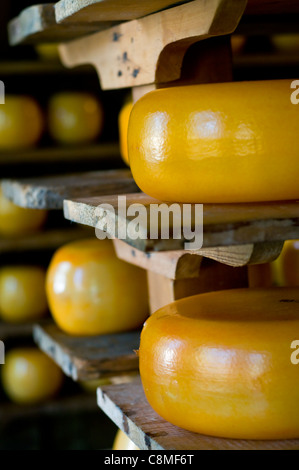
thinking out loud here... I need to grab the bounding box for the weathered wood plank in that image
[0,393,97,428]
[97,378,299,450]
[55,0,193,23]
[8,3,113,46]
[63,193,299,252]
[0,320,47,341]
[147,260,248,313]
[1,170,139,210]
[246,0,299,15]
[33,323,140,381]
[113,239,283,273]
[0,228,93,255]
[0,143,120,166]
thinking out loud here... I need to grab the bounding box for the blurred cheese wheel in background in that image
[35,43,60,61]
[128,80,299,203]
[48,92,104,145]
[1,348,63,404]
[46,239,148,335]
[118,100,133,166]
[113,430,139,451]
[272,34,299,53]
[0,266,48,323]
[0,188,47,236]
[0,95,44,150]
[139,287,299,439]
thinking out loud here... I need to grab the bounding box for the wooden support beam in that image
[59,0,246,89]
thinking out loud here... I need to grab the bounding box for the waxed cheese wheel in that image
[128,80,299,203]
[139,287,299,439]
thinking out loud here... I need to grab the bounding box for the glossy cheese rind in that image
[139,287,299,439]
[128,80,299,203]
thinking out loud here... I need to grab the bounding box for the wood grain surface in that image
[97,378,299,450]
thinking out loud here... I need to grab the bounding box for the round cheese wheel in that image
[128,80,299,203]
[139,287,299,439]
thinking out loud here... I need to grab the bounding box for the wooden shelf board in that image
[246,0,299,15]
[0,393,97,427]
[234,54,299,69]
[0,60,94,76]
[55,0,192,24]
[0,143,120,166]
[97,378,299,450]
[0,320,47,341]
[63,192,299,252]
[9,1,193,47]
[8,4,113,46]
[1,169,139,210]
[0,227,93,255]
[33,322,140,381]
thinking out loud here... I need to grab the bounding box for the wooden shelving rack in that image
[5,0,299,450]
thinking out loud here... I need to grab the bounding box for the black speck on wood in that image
[117,70,123,77]
[113,32,122,42]
[144,434,152,450]
[132,68,140,78]
[123,52,128,62]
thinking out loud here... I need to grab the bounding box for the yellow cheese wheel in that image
[112,430,139,450]
[139,287,299,439]
[128,80,299,203]
[118,100,133,166]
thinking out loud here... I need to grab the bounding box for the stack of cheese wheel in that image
[128,79,299,439]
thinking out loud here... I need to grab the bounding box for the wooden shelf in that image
[0,227,93,255]
[54,0,192,24]
[97,378,299,450]
[0,60,93,76]
[234,53,299,69]
[9,0,299,49]
[1,169,139,210]
[63,192,299,252]
[8,1,193,47]
[0,393,97,428]
[0,143,121,167]
[8,4,113,46]
[33,322,140,381]
[0,320,48,341]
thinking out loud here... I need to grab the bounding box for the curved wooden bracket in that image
[59,0,247,89]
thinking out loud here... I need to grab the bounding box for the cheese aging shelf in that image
[3,0,299,451]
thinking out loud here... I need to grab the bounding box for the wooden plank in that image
[0,320,45,341]
[55,0,193,23]
[113,240,203,279]
[0,60,93,76]
[33,323,140,381]
[113,239,283,273]
[0,143,121,166]
[246,0,299,15]
[0,393,97,428]
[8,4,113,46]
[0,227,93,255]
[59,0,247,89]
[147,261,248,313]
[63,193,299,252]
[1,170,139,210]
[97,378,299,450]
